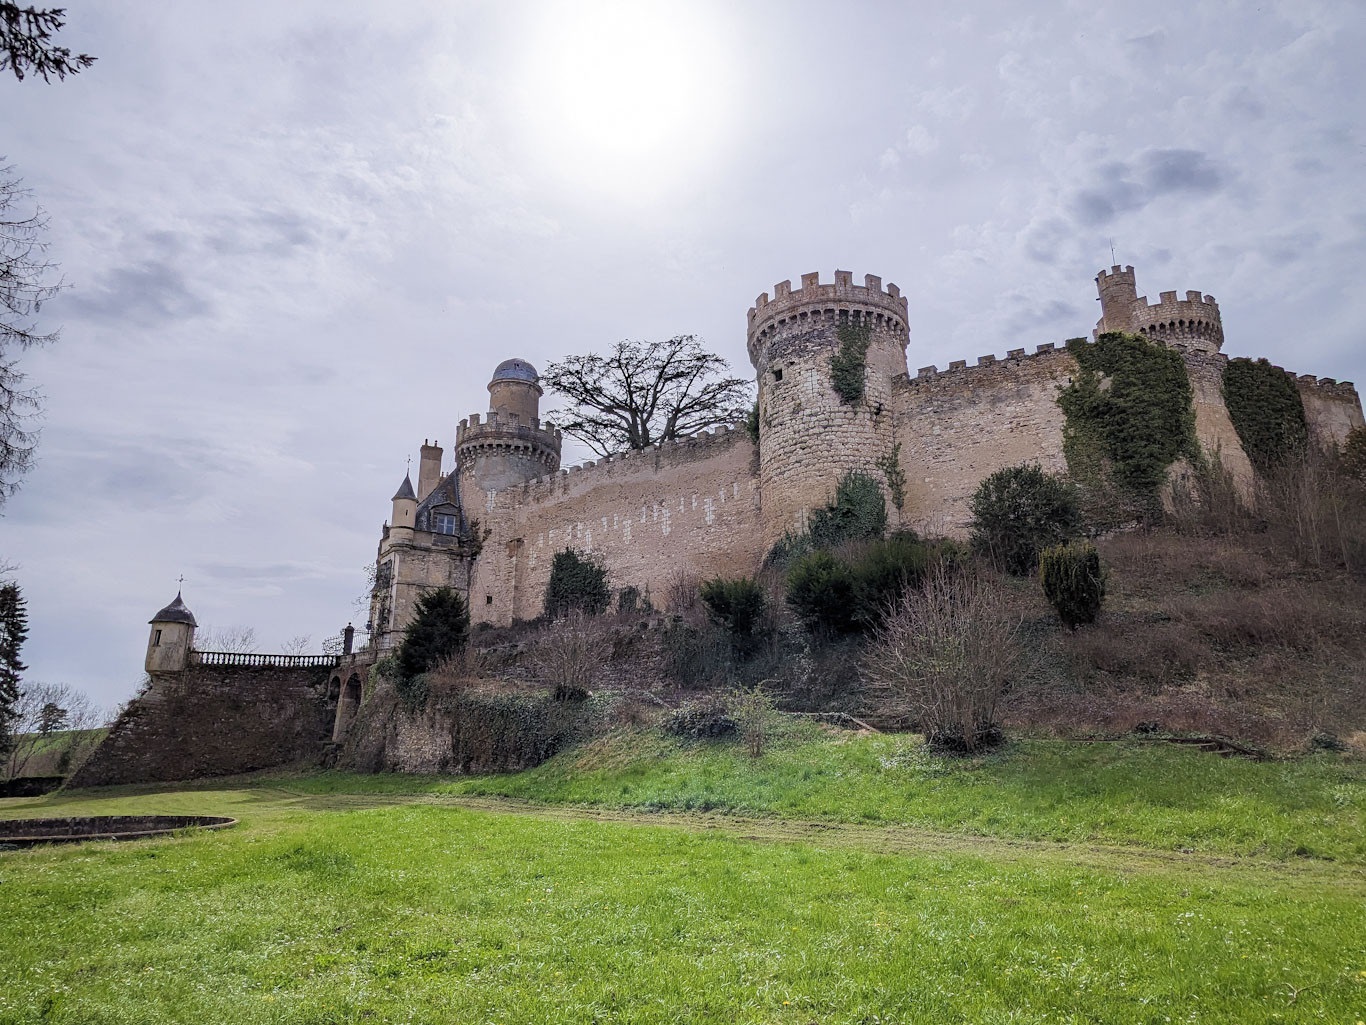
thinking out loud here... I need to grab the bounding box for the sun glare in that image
[515,1,737,205]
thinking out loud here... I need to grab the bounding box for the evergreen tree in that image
[396,586,470,683]
[543,549,610,619]
[0,581,28,758]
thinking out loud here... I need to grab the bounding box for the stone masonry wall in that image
[754,314,905,540]
[468,427,763,624]
[1182,349,1255,485]
[1297,376,1364,449]
[67,664,335,787]
[894,344,1077,536]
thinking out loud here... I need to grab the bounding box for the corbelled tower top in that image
[1094,265,1223,353]
[457,357,562,497]
[747,269,909,368]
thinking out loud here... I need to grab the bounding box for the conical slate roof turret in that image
[392,473,417,502]
[149,591,197,627]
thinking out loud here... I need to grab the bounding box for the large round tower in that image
[456,358,562,501]
[747,270,910,542]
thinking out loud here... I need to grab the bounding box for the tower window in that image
[772,368,783,382]
[153,629,162,646]
[434,512,458,535]
[485,594,493,605]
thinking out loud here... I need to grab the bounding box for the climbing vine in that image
[830,320,871,403]
[1058,332,1197,516]
[876,443,907,511]
[1222,357,1307,475]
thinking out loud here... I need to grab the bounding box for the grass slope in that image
[3,783,1365,1024]
[272,730,1366,862]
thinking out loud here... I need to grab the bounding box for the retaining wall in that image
[67,664,335,787]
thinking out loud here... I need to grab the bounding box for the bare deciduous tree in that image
[4,680,105,779]
[197,625,258,654]
[531,612,603,700]
[863,567,1024,753]
[543,336,752,458]
[280,634,312,656]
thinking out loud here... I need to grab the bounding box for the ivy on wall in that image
[876,443,907,511]
[1222,357,1307,475]
[1058,332,1197,515]
[830,321,871,403]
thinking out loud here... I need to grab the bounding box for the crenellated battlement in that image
[909,341,1075,384]
[489,422,750,506]
[1094,266,1224,353]
[746,269,909,366]
[456,410,561,441]
[1096,264,1136,284]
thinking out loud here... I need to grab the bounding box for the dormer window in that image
[434,512,458,535]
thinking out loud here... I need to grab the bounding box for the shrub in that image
[531,612,603,700]
[661,696,738,739]
[664,569,699,611]
[785,550,861,635]
[810,470,887,547]
[850,531,957,630]
[763,530,813,569]
[616,585,651,615]
[1167,448,1255,536]
[1039,541,1106,629]
[1222,357,1308,475]
[863,567,1023,753]
[728,684,775,758]
[830,320,871,403]
[745,398,760,444]
[1258,447,1366,574]
[969,464,1082,575]
[659,619,732,688]
[700,577,767,638]
[543,548,610,619]
[397,587,470,702]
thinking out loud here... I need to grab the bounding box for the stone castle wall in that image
[894,344,1077,536]
[68,664,335,787]
[468,426,764,623]
[458,345,1360,626]
[1182,349,1256,483]
[1297,374,1365,449]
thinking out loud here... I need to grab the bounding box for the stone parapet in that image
[492,422,749,507]
[747,269,909,367]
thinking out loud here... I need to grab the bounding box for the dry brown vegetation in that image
[1004,529,1366,751]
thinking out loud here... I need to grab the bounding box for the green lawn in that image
[273,729,1366,862]
[3,733,1365,1023]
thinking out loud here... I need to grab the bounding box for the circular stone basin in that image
[0,815,236,847]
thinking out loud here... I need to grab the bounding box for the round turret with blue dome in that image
[490,358,540,387]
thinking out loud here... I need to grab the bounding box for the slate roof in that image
[415,469,466,533]
[149,591,198,627]
[392,472,417,502]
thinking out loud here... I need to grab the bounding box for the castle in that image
[366,265,1363,650]
[65,263,1362,787]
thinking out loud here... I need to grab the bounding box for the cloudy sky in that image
[5,0,1364,708]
